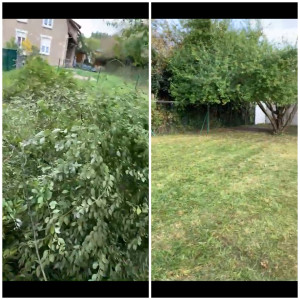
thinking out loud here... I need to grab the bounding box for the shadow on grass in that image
[152,125,298,137]
[229,124,297,136]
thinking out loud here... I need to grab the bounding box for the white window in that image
[42,19,53,29]
[17,19,28,23]
[15,29,27,47]
[40,35,52,55]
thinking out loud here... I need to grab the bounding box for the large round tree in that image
[168,19,297,134]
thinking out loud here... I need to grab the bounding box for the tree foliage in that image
[3,57,148,281]
[151,19,182,97]
[167,19,297,133]
[114,19,149,67]
[77,34,101,64]
[5,37,18,50]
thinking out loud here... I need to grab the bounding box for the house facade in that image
[2,19,81,67]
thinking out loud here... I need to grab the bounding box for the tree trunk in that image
[257,101,297,134]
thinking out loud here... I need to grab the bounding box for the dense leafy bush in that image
[151,102,254,134]
[3,56,77,101]
[151,106,183,134]
[3,60,148,281]
[168,20,297,134]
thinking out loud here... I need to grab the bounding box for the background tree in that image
[113,19,149,67]
[238,45,297,133]
[77,34,101,64]
[91,31,110,39]
[151,19,183,98]
[168,19,297,133]
[5,37,18,50]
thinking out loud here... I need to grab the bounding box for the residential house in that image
[2,19,81,67]
[65,19,81,67]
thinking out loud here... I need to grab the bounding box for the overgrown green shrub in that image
[151,106,183,134]
[3,56,77,101]
[3,59,148,281]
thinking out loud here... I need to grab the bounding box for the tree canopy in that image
[165,19,297,133]
[77,20,148,68]
[113,19,149,67]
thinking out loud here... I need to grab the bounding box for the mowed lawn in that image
[151,128,297,281]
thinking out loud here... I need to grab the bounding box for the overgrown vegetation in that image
[152,19,297,134]
[3,56,77,101]
[77,19,148,68]
[152,129,297,280]
[3,57,148,281]
[152,103,254,135]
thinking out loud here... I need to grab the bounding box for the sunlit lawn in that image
[151,128,297,281]
[71,68,148,97]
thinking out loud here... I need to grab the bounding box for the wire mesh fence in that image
[152,101,255,135]
[61,58,148,91]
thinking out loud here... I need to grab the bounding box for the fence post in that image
[135,74,140,91]
[207,104,210,134]
[97,68,101,83]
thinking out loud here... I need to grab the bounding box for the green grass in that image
[71,68,148,95]
[151,128,297,281]
[3,67,148,102]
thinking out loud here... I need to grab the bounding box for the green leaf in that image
[102,254,108,264]
[49,201,57,209]
[92,262,98,269]
[91,274,98,281]
[58,238,65,245]
[49,254,55,262]
[45,190,52,201]
[42,250,49,260]
[36,266,41,277]
[136,207,142,215]
[63,216,69,225]
[115,263,121,272]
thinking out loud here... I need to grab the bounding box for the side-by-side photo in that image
[151,19,297,281]
[3,18,149,282]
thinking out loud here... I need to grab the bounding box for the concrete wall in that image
[255,104,266,124]
[3,19,68,66]
[255,104,298,125]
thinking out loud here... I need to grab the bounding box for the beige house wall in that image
[3,19,69,65]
